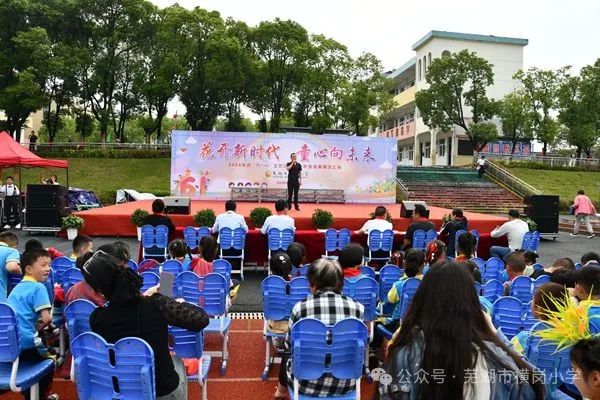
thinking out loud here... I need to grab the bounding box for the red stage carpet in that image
[76,200,507,237]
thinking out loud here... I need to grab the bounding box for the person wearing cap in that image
[489,209,529,261]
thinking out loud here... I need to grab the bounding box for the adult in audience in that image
[0,176,21,228]
[502,252,527,295]
[190,236,217,277]
[142,199,176,238]
[85,250,209,399]
[440,208,468,257]
[357,205,393,235]
[70,234,93,260]
[273,258,364,399]
[570,337,600,399]
[261,199,295,235]
[571,189,597,238]
[380,262,543,399]
[24,238,64,260]
[531,257,575,279]
[582,252,600,267]
[404,204,435,249]
[0,231,21,301]
[489,209,529,261]
[455,231,476,262]
[338,243,366,281]
[211,200,248,236]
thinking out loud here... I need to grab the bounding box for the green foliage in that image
[415,50,499,151]
[130,208,149,227]
[62,215,85,229]
[36,148,170,158]
[312,208,334,229]
[249,207,272,227]
[193,209,216,227]
[499,91,532,154]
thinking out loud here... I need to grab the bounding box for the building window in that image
[424,141,431,158]
[442,50,451,58]
[428,52,432,66]
[398,147,403,161]
[418,59,422,80]
[422,56,427,77]
[408,145,414,160]
[438,138,446,157]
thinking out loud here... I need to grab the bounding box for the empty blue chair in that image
[200,273,231,374]
[511,276,533,303]
[183,226,211,250]
[289,318,368,400]
[454,229,468,257]
[140,271,160,293]
[62,267,84,293]
[51,256,75,285]
[481,279,503,303]
[71,332,155,400]
[399,278,421,318]
[365,229,393,264]
[343,277,379,324]
[219,227,247,280]
[379,265,403,301]
[324,228,352,257]
[261,276,310,380]
[168,325,211,399]
[484,257,505,282]
[0,303,55,398]
[64,299,97,346]
[141,224,169,261]
[411,229,427,251]
[522,231,541,252]
[212,259,233,282]
[267,228,295,262]
[162,259,184,275]
[127,259,138,273]
[174,271,202,304]
[469,257,485,270]
[359,266,376,279]
[493,296,535,340]
[533,274,551,292]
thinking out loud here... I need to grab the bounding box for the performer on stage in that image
[0,176,21,228]
[286,153,302,211]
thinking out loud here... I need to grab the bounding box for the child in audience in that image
[191,235,217,276]
[551,268,577,288]
[582,252,600,267]
[531,257,575,279]
[286,242,307,275]
[7,249,58,400]
[424,240,446,273]
[266,252,293,345]
[455,232,476,262]
[570,337,600,399]
[338,243,366,281]
[511,283,569,354]
[523,251,539,276]
[460,260,493,315]
[168,239,193,270]
[502,252,527,296]
[70,235,93,260]
[0,231,21,302]
[25,238,64,260]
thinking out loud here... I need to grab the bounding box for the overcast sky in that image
[150,0,600,72]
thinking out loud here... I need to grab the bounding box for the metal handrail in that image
[480,152,600,167]
[396,177,412,198]
[484,159,541,197]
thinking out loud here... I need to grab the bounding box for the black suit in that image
[286,161,302,209]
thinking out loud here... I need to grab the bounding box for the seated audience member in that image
[379,262,543,399]
[404,204,435,249]
[65,243,132,306]
[71,234,93,260]
[489,209,529,261]
[273,258,364,399]
[211,200,248,236]
[582,252,600,267]
[522,251,539,276]
[460,260,493,315]
[261,199,295,235]
[574,266,600,307]
[502,252,527,296]
[86,250,209,399]
[455,231,476,262]
[439,208,468,257]
[357,205,393,235]
[191,236,217,277]
[286,242,307,273]
[266,252,293,342]
[168,239,192,271]
[551,268,577,289]
[25,238,64,260]
[142,199,176,238]
[7,249,58,400]
[338,243,366,281]
[530,257,575,279]
[425,240,446,268]
[0,231,21,302]
[511,283,569,354]
[570,337,600,399]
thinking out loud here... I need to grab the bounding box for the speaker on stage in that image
[524,195,559,234]
[25,208,70,228]
[164,196,191,215]
[26,184,68,209]
[400,200,430,218]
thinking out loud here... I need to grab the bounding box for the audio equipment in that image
[164,196,191,215]
[400,200,430,219]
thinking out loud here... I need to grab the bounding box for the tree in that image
[514,67,566,155]
[499,91,531,156]
[415,50,499,151]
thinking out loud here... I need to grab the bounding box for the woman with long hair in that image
[440,208,468,257]
[455,232,476,262]
[379,262,544,399]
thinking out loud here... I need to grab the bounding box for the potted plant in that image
[130,208,149,240]
[193,208,216,227]
[62,215,85,240]
[249,207,272,229]
[312,208,334,231]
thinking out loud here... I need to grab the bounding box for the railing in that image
[24,142,171,151]
[481,152,600,168]
[396,177,412,198]
[482,158,542,198]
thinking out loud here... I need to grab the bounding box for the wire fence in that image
[25,142,171,151]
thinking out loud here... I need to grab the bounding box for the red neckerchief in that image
[344,268,362,278]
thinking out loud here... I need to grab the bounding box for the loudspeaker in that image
[164,196,191,215]
[400,200,430,219]
[26,184,68,209]
[25,208,69,228]
[524,195,559,234]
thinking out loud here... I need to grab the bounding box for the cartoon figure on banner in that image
[198,170,211,194]
[174,169,197,195]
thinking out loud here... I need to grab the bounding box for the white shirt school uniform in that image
[358,218,393,234]
[261,214,296,234]
[0,184,20,197]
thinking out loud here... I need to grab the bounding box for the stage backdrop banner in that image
[170,131,398,203]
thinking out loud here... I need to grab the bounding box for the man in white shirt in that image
[212,200,248,235]
[0,176,21,229]
[358,206,393,235]
[261,199,295,234]
[489,209,529,261]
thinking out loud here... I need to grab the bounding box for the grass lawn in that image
[506,167,600,205]
[4,158,171,204]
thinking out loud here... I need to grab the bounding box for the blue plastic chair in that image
[219,227,247,280]
[365,229,393,264]
[481,279,503,303]
[168,324,211,399]
[127,259,138,273]
[62,267,84,293]
[532,263,544,272]
[261,276,310,380]
[379,265,403,302]
[522,231,541,252]
[64,299,97,343]
[492,296,536,340]
[51,256,76,285]
[140,271,160,293]
[212,259,233,282]
[474,281,482,295]
[399,278,421,318]
[575,262,583,270]
[359,266,376,279]
[526,322,572,394]
[162,259,184,275]
[267,228,295,263]
[511,276,533,303]
[138,259,161,275]
[71,332,155,400]
[343,277,379,323]
[424,229,437,248]
[183,226,211,251]
[324,228,352,257]
[469,257,485,270]
[288,318,368,400]
[291,264,310,277]
[484,257,505,283]
[454,229,468,257]
[411,229,427,250]
[141,224,169,261]
[0,303,55,397]
[470,230,480,256]
[533,274,551,292]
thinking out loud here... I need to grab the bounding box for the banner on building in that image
[170,131,398,203]
[481,141,532,156]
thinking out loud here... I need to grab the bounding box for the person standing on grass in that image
[571,189,597,238]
